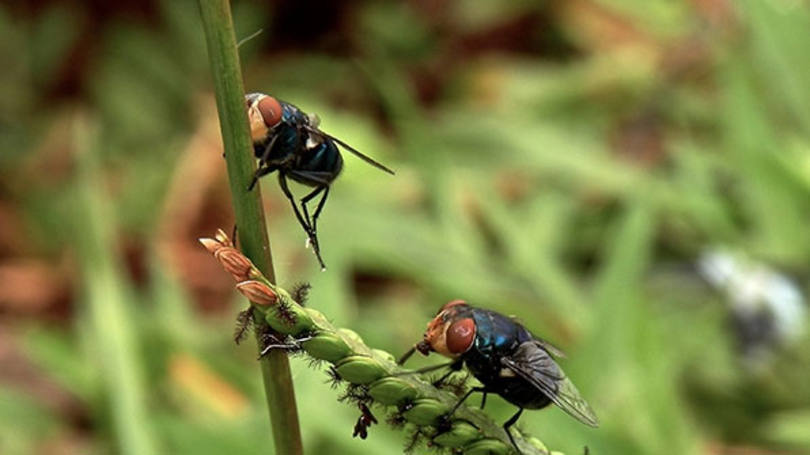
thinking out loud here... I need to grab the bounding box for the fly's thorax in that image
[423,300,476,359]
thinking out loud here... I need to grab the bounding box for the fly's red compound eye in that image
[446,318,475,354]
[257,96,283,127]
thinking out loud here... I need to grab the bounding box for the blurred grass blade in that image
[73,115,157,455]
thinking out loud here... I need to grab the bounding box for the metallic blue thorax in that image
[252,101,343,186]
[461,308,551,409]
[469,308,533,358]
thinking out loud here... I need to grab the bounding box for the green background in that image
[2,1,810,454]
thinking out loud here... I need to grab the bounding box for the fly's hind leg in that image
[300,185,330,269]
[278,173,314,236]
[300,185,329,235]
[278,174,327,269]
[503,408,525,455]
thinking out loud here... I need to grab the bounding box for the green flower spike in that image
[201,230,557,455]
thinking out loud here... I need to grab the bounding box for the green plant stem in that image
[197,2,304,454]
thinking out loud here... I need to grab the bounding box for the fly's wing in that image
[533,338,566,359]
[501,341,599,427]
[507,315,566,358]
[305,126,395,175]
[287,170,333,186]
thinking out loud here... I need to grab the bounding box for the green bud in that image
[462,438,510,455]
[367,377,419,406]
[334,355,386,384]
[337,328,363,344]
[264,301,313,336]
[301,331,352,362]
[304,308,330,329]
[402,398,448,426]
[371,349,396,364]
[528,437,548,452]
[432,420,481,448]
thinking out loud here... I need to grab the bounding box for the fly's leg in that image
[300,185,328,237]
[431,368,456,387]
[258,134,279,164]
[307,185,329,237]
[277,174,326,269]
[248,135,280,190]
[278,173,316,240]
[434,385,487,436]
[480,391,488,409]
[503,408,525,455]
[394,359,461,376]
[248,164,278,191]
[299,185,329,270]
[447,386,487,417]
[431,360,464,387]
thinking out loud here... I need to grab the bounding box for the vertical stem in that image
[197,2,304,454]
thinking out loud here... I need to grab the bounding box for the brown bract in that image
[235,280,278,306]
[198,230,256,282]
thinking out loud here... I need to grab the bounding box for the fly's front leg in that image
[258,133,279,164]
[431,358,464,387]
[248,164,278,191]
[248,134,280,190]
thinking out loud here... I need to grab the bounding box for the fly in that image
[399,300,599,453]
[245,93,395,270]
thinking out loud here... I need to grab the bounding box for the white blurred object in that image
[698,249,807,368]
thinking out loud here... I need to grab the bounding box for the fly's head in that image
[421,300,476,359]
[245,93,283,142]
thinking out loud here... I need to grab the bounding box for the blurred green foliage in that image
[2,1,810,454]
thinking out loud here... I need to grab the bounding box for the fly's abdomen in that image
[495,377,553,409]
[296,141,343,183]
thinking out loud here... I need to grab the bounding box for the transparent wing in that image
[305,126,395,175]
[501,341,599,427]
[507,316,566,358]
[533,337,566,358]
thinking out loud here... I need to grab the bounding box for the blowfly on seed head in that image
[399,300,599,454]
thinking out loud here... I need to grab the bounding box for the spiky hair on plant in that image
[200,229,562,455]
